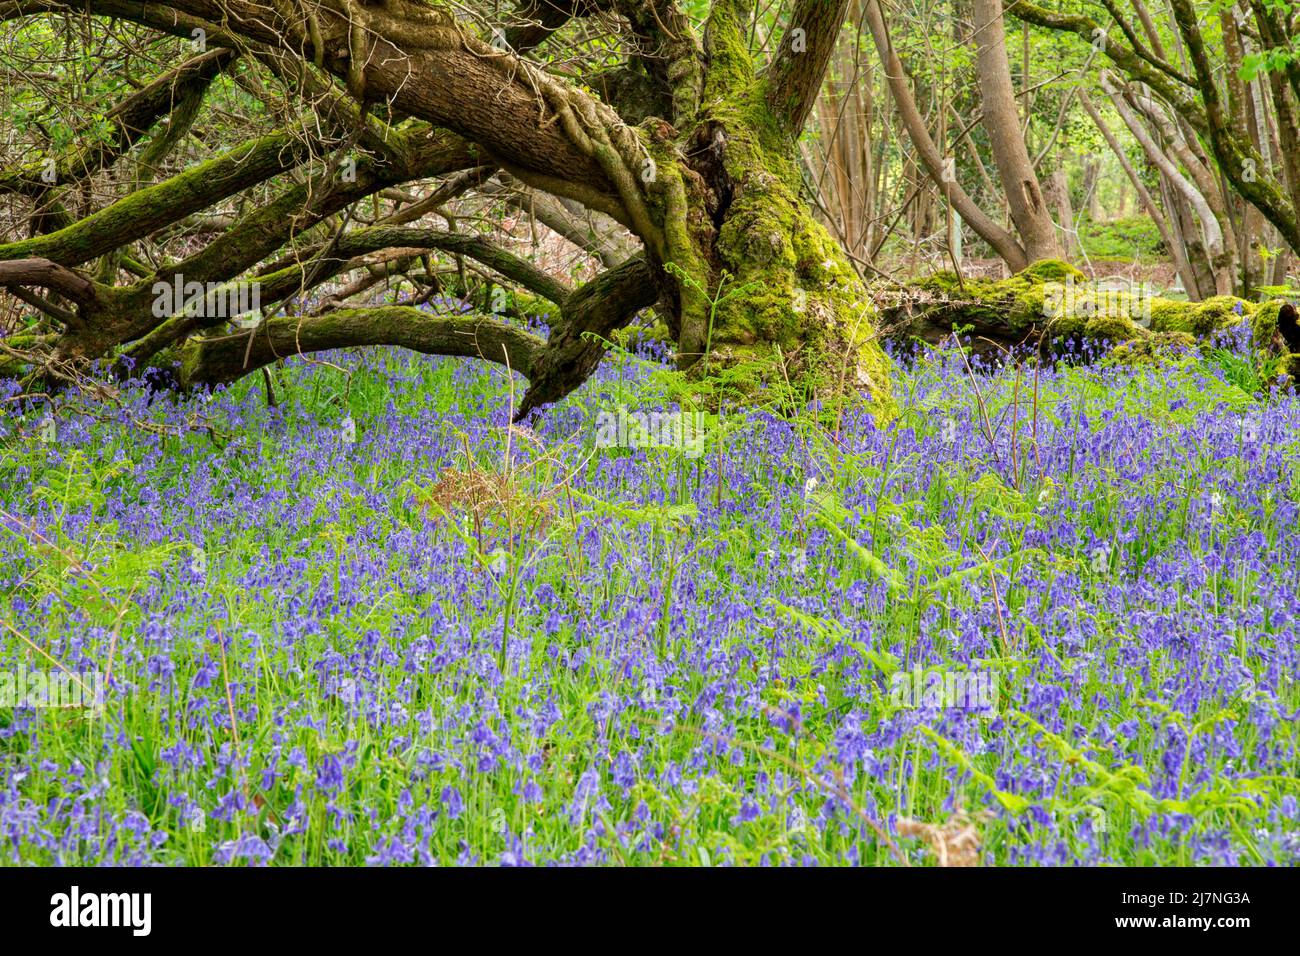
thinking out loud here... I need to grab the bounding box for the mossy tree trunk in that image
[620,0,893,417]
[669,102,894,414]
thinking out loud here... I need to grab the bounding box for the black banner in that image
[0,865,1287,944]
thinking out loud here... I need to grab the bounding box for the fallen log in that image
[873,260,1298,365]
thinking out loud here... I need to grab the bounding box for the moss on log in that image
[177,307,544,389]
[878,260,1292,361]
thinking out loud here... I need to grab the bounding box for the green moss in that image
[911,271,998,299]
[1197,295,1254,326]
[668,66,900,420]
[1148,300,1196,334]
[907,266,1063,333]
[1020,259,1086,283]
[1252,300,1286,343]
[700,0,757,103]
[696,111,896,418]
[1150,296,1252,335]
[1082,313,1141,342]
[1104,332,1197,367]
[904,262,1260,345]
[1009,284,1048,330]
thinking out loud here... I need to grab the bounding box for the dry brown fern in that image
[896,809,988,867]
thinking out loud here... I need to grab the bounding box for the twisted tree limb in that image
[177,306,545,387]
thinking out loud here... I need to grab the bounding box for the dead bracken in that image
[897,810,988,868]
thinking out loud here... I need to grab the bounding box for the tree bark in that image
[179,307,544,388]
[971,0,1061,263]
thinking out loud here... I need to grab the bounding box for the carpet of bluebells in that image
[1,325,1298,866]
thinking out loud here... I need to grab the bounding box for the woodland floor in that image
[1,325,1297,865]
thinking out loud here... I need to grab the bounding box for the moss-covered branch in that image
[515,253,659,418]
[177,306,544,387]
[0,133,315,267]
[112,132,477,350]
[880,260,1289,360]
[701,0,755,103]
[766,0,852,135]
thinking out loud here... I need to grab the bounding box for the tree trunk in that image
[1081,157,1103,221]
[616,0,895,418]
[669,80,894,417]
[971,0,1062,263]
[1046,167,1078,258]
[863,0,1027,271]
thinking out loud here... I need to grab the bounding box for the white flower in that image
[1090,545,1110,574]
[340,416,356,444]
[803,476,819,497]
[489,548,509,575]
[790,548,808,574]
[1209,491,1223,511]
